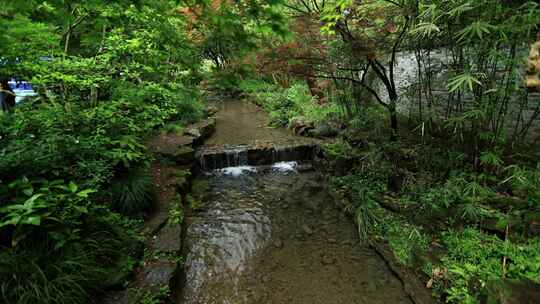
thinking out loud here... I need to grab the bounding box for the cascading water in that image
[197,143,315,171]
[180,99,412,303]
[198,145,250,171]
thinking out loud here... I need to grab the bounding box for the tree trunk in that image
[390,103,398,141]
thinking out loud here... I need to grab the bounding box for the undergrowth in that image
[239,78,342,127]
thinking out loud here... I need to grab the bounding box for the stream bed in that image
[178,162,412,304]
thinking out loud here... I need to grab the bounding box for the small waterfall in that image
[271,161,298,173]
[224,146,248,167]
[198,143,316,171]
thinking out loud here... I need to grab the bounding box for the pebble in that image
[302,224,314,235]
[321,254,336,265]
[261,274,271,283]
[273,239,284,249]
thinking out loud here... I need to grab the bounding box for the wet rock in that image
[341,239,355,246]
[151,134,195,160]
[151,223,183,253]
[297,163,314,172]
[362,280,377,293]
[204,105,218,117]
[135,259,177,292]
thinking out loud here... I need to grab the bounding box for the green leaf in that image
[447,73,482,92]
[68,181,78,193]
[76,189,97,198]
[22,216,41,226]
[22,187,34,196]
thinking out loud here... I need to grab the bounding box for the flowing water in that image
[179,100,413,303]
[179,163,412,304]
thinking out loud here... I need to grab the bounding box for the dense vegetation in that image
[1,0,539,303]
[0,1,204,303]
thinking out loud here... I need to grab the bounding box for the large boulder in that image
[308,122,340,138]
[135,259,177,292]
[150,133,196,166]
[185,118,216,144]
[288,116,314,136]
[173,146,195,165]
[204,105,218,117]
[151,223,183,254]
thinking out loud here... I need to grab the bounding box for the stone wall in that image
[374,49,540,140]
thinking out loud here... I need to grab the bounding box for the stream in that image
[177,100,413,304]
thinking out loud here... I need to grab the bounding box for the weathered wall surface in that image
[375,49,540,140]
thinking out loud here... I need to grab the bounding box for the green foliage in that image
[411,0,540,144]
[0,178,97,248]
[162,122,185,136]
[502,164,540,203]
[330,149,392,240]
[110,172,155,216]
[0,211,132,304]
[0,1,205,302]
[378,214,429,266]
[126,285,171,304]
[168,194,184,225]
[447,72,483,93]
[240,79,341,127]
[322,140,354,161]
[436,228,540,303]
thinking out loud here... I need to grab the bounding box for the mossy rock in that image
[174,146,195,165]
[167,168,191,194]
[184,118,216,144]
[204,105,218,117]
[150,223,183,254]
[135,258,178,292]
[484,279,540,304]
[192,180,210,200]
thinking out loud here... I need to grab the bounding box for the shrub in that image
[110,172,156,216]
[239,79,342,127]
[435,228,540,303]
[0,217,130,304]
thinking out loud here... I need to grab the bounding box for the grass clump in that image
[110,172,156,216]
